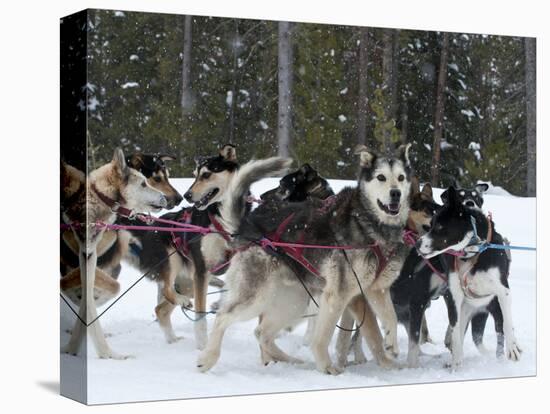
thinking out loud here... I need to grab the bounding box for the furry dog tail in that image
[219,157,293,235]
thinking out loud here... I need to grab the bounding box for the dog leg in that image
[496,288,521,361]
[157,283,164,306]
[471,312,490,355]
[490,300,505,358]
[335,308,354,368]
[366,288,399,357]
[420,314,433,344]
[255,311,304,366]
[155,300,182,343]
[193,269,210,350]
[197,288,261,372]
[445,280,464,370]
[86,249,129,360]
[351,329,367,365]
[348,296,398,369]
[310,291,348,375]
[302,301,317,346]
[407,299,428,368]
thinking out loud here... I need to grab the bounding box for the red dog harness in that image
[260,212,395,280]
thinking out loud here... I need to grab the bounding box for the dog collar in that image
[91,183,135,218]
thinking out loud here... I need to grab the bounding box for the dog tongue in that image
[389,203,399,213]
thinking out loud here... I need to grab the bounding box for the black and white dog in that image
[416,186,521,369]
[441,182,507,356]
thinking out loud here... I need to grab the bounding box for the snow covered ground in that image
[61,178,536,404]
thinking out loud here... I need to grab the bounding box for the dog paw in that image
[407,356,420,369]
[507,343,522,361]
[98,351,133,360]
[166,335,184,344]
[378,355,402,370]
[197,351,219,372]
[384,338,400,358]
[352,354,368,365]
[61,345,78,356]
[475,344,491,356]
[445,360,462,371]
[324,365,344,375]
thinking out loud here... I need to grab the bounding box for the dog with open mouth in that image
[196,144,412,374]
[60,148,167,360]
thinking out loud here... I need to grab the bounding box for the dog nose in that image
[422,225,431,233]
[465,200,475,207]
[174,193,183,205]
[184,191,193,202]
[390,189,401,201]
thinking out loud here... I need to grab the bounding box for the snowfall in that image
[61,178,536,404]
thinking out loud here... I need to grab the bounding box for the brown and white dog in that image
[60,148,167,359]
[60,153,182,306]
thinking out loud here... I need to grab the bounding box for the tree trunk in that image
[228,20,239,144]
[400,98,408,144]
[381,29,394,152]
[181,15,193,113]
[277,21,293,157]
[391,30,400,121]
[431,32,449,187]
[525,37,536,197]
[357,28,369,146]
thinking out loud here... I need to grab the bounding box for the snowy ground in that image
[61,178,536,404]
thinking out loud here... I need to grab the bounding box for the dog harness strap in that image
[454,255,491,299]
[208,213,231,242]
[91,183,134,218]
[272,213,296,242]
[172,210,193,259]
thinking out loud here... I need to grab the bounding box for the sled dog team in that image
[60,143,521,373]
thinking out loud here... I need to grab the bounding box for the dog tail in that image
[219,157,293,235]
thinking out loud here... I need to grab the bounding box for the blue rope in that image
[477,243,536,253]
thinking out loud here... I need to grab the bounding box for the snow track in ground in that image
[61,178,536,404]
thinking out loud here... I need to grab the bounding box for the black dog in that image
[260,163,334,202]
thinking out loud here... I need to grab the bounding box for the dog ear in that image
[300,163,318,180]
[112,148,129,177]
[397,143,412,167]
[219,144,237,161]
[354,145,376,168]
[422,183,433,198]
[410,176,420,195]
[126,153,144,170]
[194,155,206,166]
[444,186,459,206]
[475,183,489,194]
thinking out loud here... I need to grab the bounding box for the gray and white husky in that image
[196,144,413,375]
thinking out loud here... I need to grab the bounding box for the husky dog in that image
[335,178,440,368]
[416,186,521,369]
[61,148,167,359]
[260,163,334,202]
[60,153,182,305]
[196,144,412,374]
[130,145,292,348]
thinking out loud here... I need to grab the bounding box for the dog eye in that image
[398,174,405,182]
[153,176,162,183]
[201,172,211,179]
[376,174,386,182]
